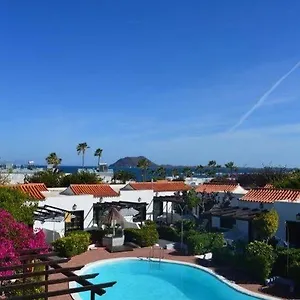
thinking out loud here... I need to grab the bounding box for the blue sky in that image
[1,1,300,167]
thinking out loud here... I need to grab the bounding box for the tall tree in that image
[94,148,103,167]
[172,168,179,178]
[182,167,192,178]
[76,142,90,167]
[155,166,167,179]
[206,160,222,176]
[225,161,237,178]
[195,165,204,174]
[112,170,136,184]
[137,158,151,182]
[45,152,62,169]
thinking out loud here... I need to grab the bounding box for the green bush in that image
[186,232,224,255]
[289,262,300,285]
[53,231,91,257]
[174,220,196,232]
[157,226,180,242]
[245,241,276,282]
[272,247,300,277]
[124,224,158,247]
[212,247,235,266]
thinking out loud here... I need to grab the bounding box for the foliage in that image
[212,246,235,266]
[289,262,300,285]
[112,170,136,183]
[224,161,238,176]
[45,152,62,168]
[273,169,300,189]
[157,226,180,242]
[94,148,103,167]
[185,189,200,209]
[0,209,47,276]
[237,166,289,188]
[26,170,62,187]
[182,167,192,177]
[0,187,37,224]
[253,209,279,241]
[244,241,276,282]
[174,219,196,232]
[52,231,91,257]
[137,158,151,182]
[76,142,90,167]
[60,171,101,186]
[0,172,10,185]
[272,247,300,277]
[205,160,222,176]
[171,168,179,177]
[27,170,101,187]
[124,223,158,247]
[185,231,224,255]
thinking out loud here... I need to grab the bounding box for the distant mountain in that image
[109,156,158,168]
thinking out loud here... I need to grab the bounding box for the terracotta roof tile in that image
[196,183,238,193]
[241,188,300,203]
[263,184,274,189]
[69,184,119,197]
[129,181,190,192]
[1,183,47,200]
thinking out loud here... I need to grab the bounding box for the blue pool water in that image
[75,259,265,300]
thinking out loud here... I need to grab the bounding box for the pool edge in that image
[69,257,279,300]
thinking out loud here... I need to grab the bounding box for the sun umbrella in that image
[103,207,126,236]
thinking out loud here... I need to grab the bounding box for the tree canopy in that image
[0,187,37,225]
[27,170,101,187]
[112,170,136,184]
[253,209,279,241]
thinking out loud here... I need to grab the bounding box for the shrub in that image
[245,241,276,282]
[124,224,158,247]
[272,247,300,277]
[253,209,279,241]
[174,220,196,232]
[53,231,90,257]
[289,262,300,285]
[157,226,180,242]
[212,247,235,266]
[186,232,224,255]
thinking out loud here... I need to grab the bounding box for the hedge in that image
[186,232,224,255]
[124,224,158,247]
[244,241,275,283]
[157,226,180,242]
[272,247,300,277]
[53,231,91,257]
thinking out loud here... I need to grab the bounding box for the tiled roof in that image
[263,184,274,189]
[69,184,119,197]
[196,183,238,193]
[2,183,47,200]
[129,181,190,192]
[241,188,300,203]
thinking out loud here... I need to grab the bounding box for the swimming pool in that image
[71,258,275,300]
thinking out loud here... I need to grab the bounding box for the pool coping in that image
[69,257,279,300]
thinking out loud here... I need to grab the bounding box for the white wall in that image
[274,201,300,241]
[212,216,220,228]
[119,190,154,220]
[236,220,249,237]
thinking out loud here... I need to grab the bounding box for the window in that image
[220,217,236,229]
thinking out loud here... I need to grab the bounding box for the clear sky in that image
[1,1,300,167]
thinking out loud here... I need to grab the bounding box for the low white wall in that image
[212,216,220,228]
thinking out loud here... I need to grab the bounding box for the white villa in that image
[6,181,190,243]
[198,183,300,247]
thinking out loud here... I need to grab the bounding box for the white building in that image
[204,186,300,247]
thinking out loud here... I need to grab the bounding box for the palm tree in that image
[206,160,222,177]
[172,168,179,178]
[76,142,90,167]
[182,167,192,178]
[195,165,204,174]
[156,166,166,179]
[94,148,103,168]
[225,161,237,178]
[137,158,151,182]
[45,152,62,168]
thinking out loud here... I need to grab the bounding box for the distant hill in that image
[109,156,158,168]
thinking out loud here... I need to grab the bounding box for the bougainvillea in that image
[0,209,48,276]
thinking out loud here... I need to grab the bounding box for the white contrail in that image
[228,60,300,132]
